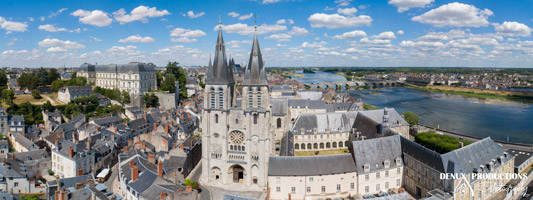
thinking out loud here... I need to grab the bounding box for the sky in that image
[1,0,533,68]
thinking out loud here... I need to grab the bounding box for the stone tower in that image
[200,19,271,191]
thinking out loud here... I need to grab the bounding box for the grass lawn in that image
[1,93,61,107]
[414,132,472,154]
[363,103,378,110]
[295,148,349,156]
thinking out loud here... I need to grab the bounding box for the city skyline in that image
[1,0,533,68]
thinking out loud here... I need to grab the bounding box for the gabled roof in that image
[351,135,403,174]
[268,154,356,176]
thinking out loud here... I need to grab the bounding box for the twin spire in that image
[206,16,267,86]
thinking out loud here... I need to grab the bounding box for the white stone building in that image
[57,86,93,103]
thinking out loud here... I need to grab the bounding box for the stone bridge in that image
[309,80,402,89]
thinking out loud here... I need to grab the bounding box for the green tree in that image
[31,89,41,99]
[143,93,159,108]
[0,70,8,88]
[48,68,61,83]
[17,73,39,90]
[165,61,188,99]
[156,70,164,89]
[402,111,419,126]
[44,100,53,112]
[2,89,15,105]
[161,74,176,93]
[122,90,131,104]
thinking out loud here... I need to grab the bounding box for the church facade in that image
[200,22,272,191]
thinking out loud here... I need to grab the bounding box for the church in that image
[200,20,272,191]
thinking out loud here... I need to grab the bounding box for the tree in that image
[143,93,159,108]
[165,61,188,99]
[17,73,39,90]
[31,89,41,99]
[48,68,60,83]
[44,100,53,112]
[161,74,176,93]
[122,90,131,104]
[402,111,419,126]
[2,89,15,105]
[0,70,8,88]
[156,70,163,89]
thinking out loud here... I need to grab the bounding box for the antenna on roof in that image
[254,13,257,33]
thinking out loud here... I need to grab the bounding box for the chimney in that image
[75,181,84,190]
[148,154,156,163]
[153,123,157,132]
[158,160,163,177]
[134,114,137,119]
[87,138,91,151]
[11,154,15,160]
[114,126,118,134]
[128,140,133,147]
[180,144,184,149]
[288,194,291,200]
[123,146,128,152]
[160,192,167,200]
[165,124,169,135]
[459,142,464,148]
[68,146,74,158]
[77,168,83,176]
[132,165,139,181]
[126,120,128,126]
[129,160,135,168]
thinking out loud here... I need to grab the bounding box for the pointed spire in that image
[207,17,233,84]
[243,18,268,86]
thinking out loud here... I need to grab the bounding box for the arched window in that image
[218,88,224,108]
[276,118,282,128]
[215,114,218,123]
[210,88,215,108]
[257,88,262,106]
[295,143,299,150]
[248,90,254,108]
[253,114,258,124]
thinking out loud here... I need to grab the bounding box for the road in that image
[189,162,212,200]
[103,163,121,195]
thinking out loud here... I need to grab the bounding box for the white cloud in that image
[170,28,206,43]
[49,8,68,18]
[118,35,155,43]
[388,0,434,13]
[228,12,240,18]
[417,30,466,41]
[38,38,85,49]
[1,50,29,55]
[262,0,281,3]
[227,40,252,45]
[412,2,493,27]
[113,6,170,24]
[397,30,404,35]
[90,36,102,42]
[276,19,286,24]
[308,13,372,29]
[288,26,309,36]
[0,17,28,33]
[106,45,139,54]
[238,13,253,20]
[335,0,353,7]
[493,21,532,37]
[38,24,68,32]
[400,40,444,49]
[46,47,67,53]
[373,31,396,39]
[266,33,292,42]
[301,41,327,48]
[28,17,34,22]
[337,7,357,16]
[39,16,45,21]
[217,23,287,35]
[332,30,367,39]
[170,37,198,43]
[276,43,287,47]
[287,19,294,24]
[185,11,205,18]
[71,9,113,27]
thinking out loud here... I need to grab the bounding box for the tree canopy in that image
[402,111,419,126]
[165,61,187,98]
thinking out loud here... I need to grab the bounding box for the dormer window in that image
[395,157,402,166]
[384,160,390,168]
[364,163,370,172]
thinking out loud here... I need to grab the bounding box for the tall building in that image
[200,20,272,191]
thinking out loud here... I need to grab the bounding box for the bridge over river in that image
[309,80,402,89]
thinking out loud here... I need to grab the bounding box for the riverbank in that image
[406,84,533,103]
[287,71,305,78]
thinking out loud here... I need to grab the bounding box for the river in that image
[290,71,533,144]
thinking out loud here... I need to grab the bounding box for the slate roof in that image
[357,108,409,127]
[296,91,323,100]
[288,99,326,109]
[351,135,403,174]
[80,62,156,73]
[92,116,121,126]
[506,149,533,167]
[441,137,511,174]
[291,112,358,134]
[270,98,287,116]
[47,174,95,189]
[60,86,93,95]
[268,153,356,176]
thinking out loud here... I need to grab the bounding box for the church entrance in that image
[232,165,245,183]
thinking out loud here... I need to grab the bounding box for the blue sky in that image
[1,0,533,68]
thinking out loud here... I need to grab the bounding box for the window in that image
[257,92,261,106]
[14,182,18,187]
[215,114,218,123]
[321,186,326,193]
[397,168,401,174]
[306,187,311,193]
[218,88,224,108]
[276,177,280,183]
[384,160,390,168]
[376,172,380,179]
[253,114,258,124]
[276,187,280,192]
[376,184,380,191]
[364,163,370,172]
[365,186,369,193]
[210,88,215,108]
[248,92,254,107]
[309,177,314,182]
[397,179,401,186]
[337,184,341,192]
[385,170,389,177]
[365,174,369,181]
[350,182,355,190]
[277,118,282,128]
[385,182,389,189]
[291,187,296,193]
